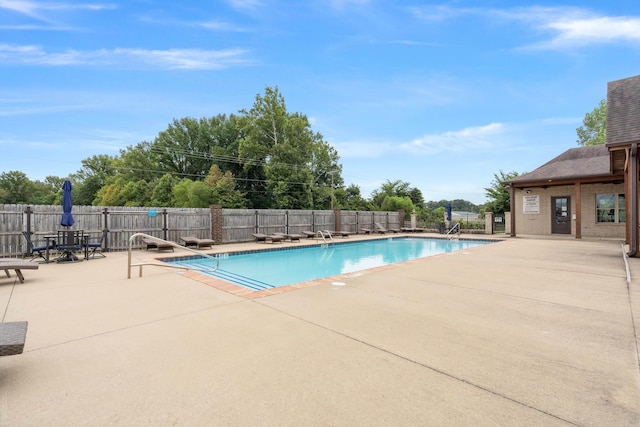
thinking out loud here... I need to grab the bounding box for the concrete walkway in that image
[1,236,639,426]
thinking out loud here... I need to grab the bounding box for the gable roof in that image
[508,145,612,185]
[607,74,640,146]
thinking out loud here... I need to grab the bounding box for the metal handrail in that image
[445,223,461,239]
[127,232,219,279]
[314,230,335,244]
[322,230,335,243]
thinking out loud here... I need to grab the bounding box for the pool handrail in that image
[316,230,335,244]
[127,232,219,279]
[445,223,461,239]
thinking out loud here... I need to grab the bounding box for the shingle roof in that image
[508,145,611,184]
[607,74,640,146]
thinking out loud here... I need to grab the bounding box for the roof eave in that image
[507,173,623,188]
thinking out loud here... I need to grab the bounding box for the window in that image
[596,194,625,223]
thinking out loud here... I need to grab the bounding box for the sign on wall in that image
[523,195,540,214]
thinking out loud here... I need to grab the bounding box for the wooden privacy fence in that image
[0,204,402,257]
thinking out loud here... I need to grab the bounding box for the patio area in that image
[1,235,639,426]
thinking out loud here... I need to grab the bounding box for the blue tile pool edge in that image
[158,236,501,263]
[156,236,504,297]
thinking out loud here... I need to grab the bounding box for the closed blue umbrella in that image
[60,180,75,227]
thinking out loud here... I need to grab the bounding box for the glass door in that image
[552,197,571,234]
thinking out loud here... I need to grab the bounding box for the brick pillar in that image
[485,212,493,235]
[334,209,341,232]
[504,212,512,237]
[210,205,223,244]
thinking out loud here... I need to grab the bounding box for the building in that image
[507,74,640,255]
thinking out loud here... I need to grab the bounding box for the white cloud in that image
[491,7,640,49]
[0,0,115,20]
[410,5,640,50]
[403,123,505,154]
[0,44,254,69]
[225,0,263,10]
[198,20,248,32]
[533,16,640,49]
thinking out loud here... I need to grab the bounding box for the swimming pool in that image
[164,237,495,291]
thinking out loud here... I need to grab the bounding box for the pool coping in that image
[158,235,505,299]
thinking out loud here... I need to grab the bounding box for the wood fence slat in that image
[0,204,406,256]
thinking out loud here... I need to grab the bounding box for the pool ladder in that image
[445,223,461,240]
[316,230,335,244]
[127,232,219,278]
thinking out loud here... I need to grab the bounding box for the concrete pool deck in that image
[1,234,639,426]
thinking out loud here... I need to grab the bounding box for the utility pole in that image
[330,171,335,209]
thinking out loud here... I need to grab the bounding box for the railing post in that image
[255,210,259,233]
[162,209,168,241]
[102,207,110,252]
[23,206,33,256]
[285,210,289,234]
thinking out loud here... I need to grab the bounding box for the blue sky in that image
[1,1,639,205]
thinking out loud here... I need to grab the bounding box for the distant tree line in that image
[0,86,528,224]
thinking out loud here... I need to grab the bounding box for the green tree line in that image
[1,86,523,222]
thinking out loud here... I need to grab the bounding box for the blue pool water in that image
[165,237,494,291]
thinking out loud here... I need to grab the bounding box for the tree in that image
[204,165,247,208]
[73,154,116,205]
[149,174,178,207]
[577,99,606,146]
[369,180,424,211]
[120,180,150,207]
[115,141,158,182]
[426,206,446,225]
[381,196,415,214]
[0,171,35,204]
[238,86,342,209]
[425,199,479,212]
[484,170,519,214]
[342,184,369,210]
[93,176,128,206]
[153,117,217,178]
[173,179,216,208]
[28,176,65,205]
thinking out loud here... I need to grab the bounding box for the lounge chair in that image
[179,236,216,249]
[374,223,389,234]
[142,237,174,252]
[301,231,317,239]
[401,227,419,232]
[273,232,301,242]
[0,321,28,357]
[252,233,269,242]
[252,233,284,243]
[359,228,372,234]
[329,230,354,238]
[0,258,39,283]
